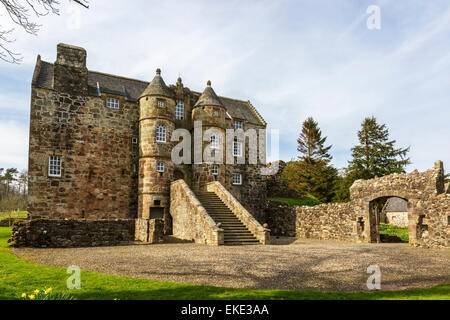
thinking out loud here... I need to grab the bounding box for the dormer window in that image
[157,100,165,107]
[233,120,243,129]
[175,100,184,120]
[106,98,119,109]
[212,165,219,176]
[156,125,166,143]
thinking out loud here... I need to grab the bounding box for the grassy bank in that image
[379,223,409,242]
[0,227,448,300]
[268,197,321,207]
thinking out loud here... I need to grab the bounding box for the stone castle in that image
[12,43,269,247]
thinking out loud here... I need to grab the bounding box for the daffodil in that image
[21,293,27,298]
[33,289,40,294]
[44,288,52,294]
[29,294,35,300]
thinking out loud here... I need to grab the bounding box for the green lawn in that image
[268,197,321,207]
[379,223,409,242]
[0,227,448,300]
[0,211,28,220]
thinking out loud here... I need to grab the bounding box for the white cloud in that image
[0,121,28,170]
[0,0,449,172]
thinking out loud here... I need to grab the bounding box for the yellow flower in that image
[29,295,35,300]
[44,288,52,294]
[21,293,27,298]
[33,289,40,295]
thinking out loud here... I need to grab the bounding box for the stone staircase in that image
[196,191,260,245]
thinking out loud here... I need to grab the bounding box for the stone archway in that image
[367,196,410,243]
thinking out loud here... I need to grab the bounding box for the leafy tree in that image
[3,168,18,195]
[0,0,89,63]
[348,116,410,181]
[297,117,332,163]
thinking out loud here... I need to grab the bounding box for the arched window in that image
[210,132,219,149]
[175,100,184,120]
[156,125,166,143]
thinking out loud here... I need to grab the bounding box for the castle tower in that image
[192,80,227,190]
[138,69,175,230]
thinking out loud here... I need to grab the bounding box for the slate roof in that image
[34,61,265,126]
[194,81,225,108]
[140,69,174,99]
[384,197,408,212]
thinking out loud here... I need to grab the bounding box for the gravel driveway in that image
[13,237,450,292]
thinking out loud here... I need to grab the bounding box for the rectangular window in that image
[233,120,243,129]
[132,137,138,144]
[212,165,219,176]
[156,162,164,173]
[106,98,119,109]
[175,100,184,120]
[213,110,219,116]
[233,141,242,157]
[48,156,62,177]
[232,173,242,185]
[157,100,165,107]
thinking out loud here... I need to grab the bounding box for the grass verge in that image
[0,211,28,220]
[379,223,409,242]
[0,227,448,300]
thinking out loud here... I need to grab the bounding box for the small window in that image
[154,200,161,206]
[233,141,242,157]
[156,162,164,173]
[212,165,219,176]
[132,137,138,144]
[175,100,184,120]
[156,125,166,143]
[157,100,165,107]
[232,173,242,185]
[210,132,219,149]
[213,110,219,116]
[106,98,119,109]
[48,156,62,177]
[233,120,243,129]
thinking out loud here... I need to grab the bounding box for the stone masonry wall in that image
[9,219,135,247]
[264,200,296,237]
[170,180,224,245]
[28,88,139,220]
[296,202,359,241]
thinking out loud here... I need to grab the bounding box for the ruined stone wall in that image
[170,180,223,245]
[386,212,409,227]
[264,201,296,237]
[9,219,135,247]
[296,202,360,241]
[417,194,449,248]
[28,88,139,220]
[135,218,164,243]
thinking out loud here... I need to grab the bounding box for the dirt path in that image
[13,238,450,292]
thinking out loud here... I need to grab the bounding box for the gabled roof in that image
[193,80,224,108]
[384,197,408,212]
[33,60,266,126]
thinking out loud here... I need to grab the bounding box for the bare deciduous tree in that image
[0,0,89,63]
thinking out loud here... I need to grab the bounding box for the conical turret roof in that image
[140,68,174,99]
[194,80,224,108]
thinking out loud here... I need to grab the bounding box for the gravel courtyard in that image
[13,238,450,292]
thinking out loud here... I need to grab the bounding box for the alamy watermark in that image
[67,265,81,290]
[367,5,381,30]
[366,264,381,290]
[170,121,279,176]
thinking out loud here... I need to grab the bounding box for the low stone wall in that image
[296,202,359,242]
[170,180,224,245]
[264,201,296,237]
[135,218,164,243]
[9,219,135,248]
[0,218,27,227]
[386,212,409,227]
[207,181,270,244]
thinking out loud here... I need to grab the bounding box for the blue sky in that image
[0,0,449,172]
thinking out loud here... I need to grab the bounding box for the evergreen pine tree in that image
[348,116,410,180]
[297,117,332,163]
